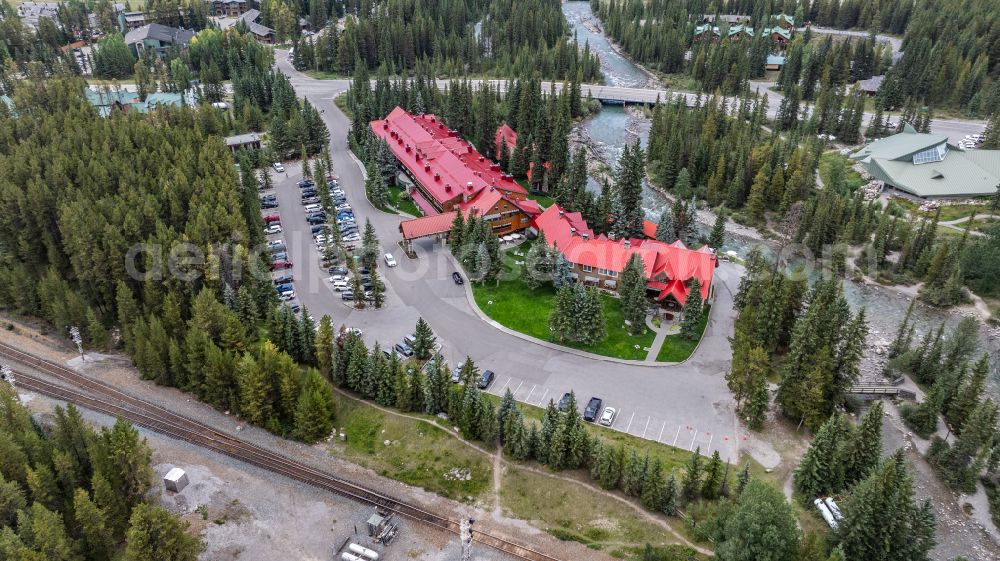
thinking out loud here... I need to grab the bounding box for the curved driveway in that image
[275,53,747,462]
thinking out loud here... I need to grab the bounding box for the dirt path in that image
[492,445,504,517]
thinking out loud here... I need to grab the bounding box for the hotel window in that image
[581,265,593,273]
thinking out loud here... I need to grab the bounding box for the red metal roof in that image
[533,204,715,303]
[399,212,456,240]
[409,189,439,216]
[371,108,526,211]
[642,219,657,239]
[495,123,518,158]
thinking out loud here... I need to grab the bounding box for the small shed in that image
[366,512,387,536]
[163,468,189,492]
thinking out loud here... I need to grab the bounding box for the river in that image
[561,1,999,385]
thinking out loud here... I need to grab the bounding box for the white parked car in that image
[272,162,285,172]
[384,253,397,267]
[279,291,295,301]
[343,234,361,242]
[598,406,617,427]
[264,224,282,234]
[332,280,350,291]
[327,275,348,283]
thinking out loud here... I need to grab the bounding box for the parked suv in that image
[477,370,495,390]
[583,397,603,422]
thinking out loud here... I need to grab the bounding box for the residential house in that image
[217,8,275,43]
[727,25,753,41]
[85,87,197,116]
[764,26,792,49]
[124,23,195,58]
[693,24,721,42]
[766,54,786,71]
[224,132,264,153]
[532,205,717,307]
[773,14,795,30]
[118,11,147,32]
[850,124,1000,199]
[858,75,884,97]
[206,0,251,17]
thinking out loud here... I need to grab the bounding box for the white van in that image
[304,203,322,213]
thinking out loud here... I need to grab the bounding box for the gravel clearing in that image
[0,317,613,561]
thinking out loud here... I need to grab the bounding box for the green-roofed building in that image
[851,125,1000,199]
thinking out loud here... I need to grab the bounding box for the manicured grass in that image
[818,152,867,192]
[388,185,421,216]
[472,275,655,361]
[499,467,704,560]
[326,392,491,502]
[526,191,555,209]
[656,305,710,363]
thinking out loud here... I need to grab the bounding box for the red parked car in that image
[270,259,293,270]
[263,214,281,224]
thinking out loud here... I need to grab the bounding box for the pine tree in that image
[448,210,465,253]
[709,206,727,249]
[293,369,336,443]
[656,206,676,243]
[641,458,666,511]
[662,473,679,515]
[73,489,113,561]
[124,503,203,561]
[793,414,848,500]
[681,447,703,502]
[841,401,884,486]
[411,317,436,360]
[619,253,648,335]
[735,464,751,495]
[592,443,624,490]
[680,279,704,339]
[947,354,989,432]
[701,451,724,499]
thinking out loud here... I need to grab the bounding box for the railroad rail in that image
[0,342,561,561]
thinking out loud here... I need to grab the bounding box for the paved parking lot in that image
[484,373,742,457]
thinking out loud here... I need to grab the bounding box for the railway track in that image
[0,342,561,561]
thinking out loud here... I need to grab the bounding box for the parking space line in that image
[512,380,523,397]
[641,417,650,438]
[524,385,537,403]
[657,421,666,443]
[494,376,512,396]
[672,426,681,446]
[536,388,549,406]
[624,411,635,433]
[706,434,714,455]
[689,431,698,451]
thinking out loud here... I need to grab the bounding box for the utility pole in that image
[460,518,474,561]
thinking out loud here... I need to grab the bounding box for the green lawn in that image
[327,392,490,502]
[656,305,710,362]
[389,185,421,216]
[526,191,555,208]
[472,275,655,361]
[500,468,705,560]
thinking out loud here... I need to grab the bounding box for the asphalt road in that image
[272,53,745,461]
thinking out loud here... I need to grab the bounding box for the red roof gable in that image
[495,123,518,158]
[533,204,715,303]
[371,108,525,211]
[400,211,456,240]
[642,219,657,239]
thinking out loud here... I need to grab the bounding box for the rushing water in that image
[561,1,1000,384]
